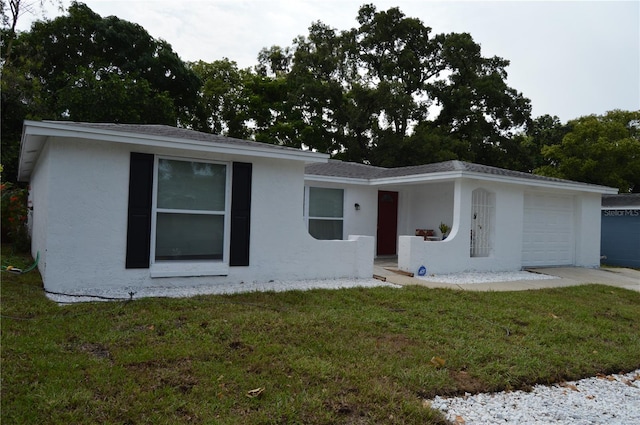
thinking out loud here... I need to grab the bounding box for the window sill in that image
[150,261,229,278]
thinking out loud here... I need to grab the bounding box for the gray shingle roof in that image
[44,121,305,154]
[304,160,386,179]
[602,194,640,207]
[306,159,601,187]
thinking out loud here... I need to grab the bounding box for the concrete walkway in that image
[373,262,640,292]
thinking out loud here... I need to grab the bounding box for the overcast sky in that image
[16,0,640,123]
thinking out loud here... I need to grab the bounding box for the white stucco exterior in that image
[20,121,617,295]
[21,122,374,295]
[395,182,609,275]
[305,162,616,276]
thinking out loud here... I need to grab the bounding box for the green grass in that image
[2,248,640,424]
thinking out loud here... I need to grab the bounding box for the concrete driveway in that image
[374,264,640,292]
[527,267,640,292]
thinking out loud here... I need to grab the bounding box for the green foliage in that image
[2,255,639,424]
[15,1,201,122]
[0,176,30,252]
[2,1,636,186]
[1,1,200,182]
[244,4,532,167]
[188,59,254,139]
[536,110,640,192]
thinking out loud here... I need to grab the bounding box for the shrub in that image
[1,167,30,253]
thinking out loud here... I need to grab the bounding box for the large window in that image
[154,158,228,261]
[305,187,344,240]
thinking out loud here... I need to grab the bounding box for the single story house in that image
[601,194,640,268]
[19,121,617,295]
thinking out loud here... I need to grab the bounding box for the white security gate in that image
[471,189,494,257]
[522,193,575,267]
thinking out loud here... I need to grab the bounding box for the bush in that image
[1,167,30,253]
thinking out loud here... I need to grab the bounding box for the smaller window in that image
[305,187,344,240]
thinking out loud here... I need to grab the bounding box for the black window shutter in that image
[126,153,154,268]
[230,162,252,266]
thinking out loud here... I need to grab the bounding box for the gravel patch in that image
[45,277,400,303]
[430,369,640,425]
[416,270,556,284]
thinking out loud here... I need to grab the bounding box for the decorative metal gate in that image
[471,189,494,257]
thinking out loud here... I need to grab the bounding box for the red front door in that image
[377,191,399,256]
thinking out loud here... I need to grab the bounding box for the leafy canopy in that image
[1,1,200,182]
[214,4,532,168]
[536,110,640,193]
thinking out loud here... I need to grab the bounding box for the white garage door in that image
[522,193,575,267]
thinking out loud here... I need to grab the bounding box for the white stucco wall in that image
[29,142,52,278]
[343,184,378,239]
[30,137,373,294]
[397,182,455,239]
[574,193,604,267]
[303,180,378,241]
[400,180,530,275]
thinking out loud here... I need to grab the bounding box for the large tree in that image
[248,4,531,167]
[1,1,201,182]
[536,110,640,193]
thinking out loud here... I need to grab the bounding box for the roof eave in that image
[601,205,639,209]
[459,171,619,194]
[18,121,328,181]
[304,174,371,185]
[304,168,618,194]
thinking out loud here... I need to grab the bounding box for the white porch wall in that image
[399,179,526,275]
[33,137,373,294]
[397,182,455,239]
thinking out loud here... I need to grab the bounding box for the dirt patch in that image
[125,358,199,394]
[449,370,485,394]
[375,333,417,355]
[79,342,111,359]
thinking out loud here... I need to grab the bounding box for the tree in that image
[1,1,201,182]
[188,59,253,139]
[536,110,640,193]
[429,32,531,167]
[253,4,531,167]
[1,0,62,61]
[15,2,201,123]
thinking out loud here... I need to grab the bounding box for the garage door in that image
[522,193,575,267]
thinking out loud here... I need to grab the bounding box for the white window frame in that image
[149,155,232,277]
[303,186,345,240]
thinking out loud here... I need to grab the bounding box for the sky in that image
[15,0,640,123]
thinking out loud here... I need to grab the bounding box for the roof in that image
[305,159,618,194]
[602,194,640,208]
[19,121,328,181]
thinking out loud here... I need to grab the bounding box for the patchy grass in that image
[2,249,639,424]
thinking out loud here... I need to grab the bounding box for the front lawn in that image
[2,249,639,424]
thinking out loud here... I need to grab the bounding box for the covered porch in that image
[387,179,525,276]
